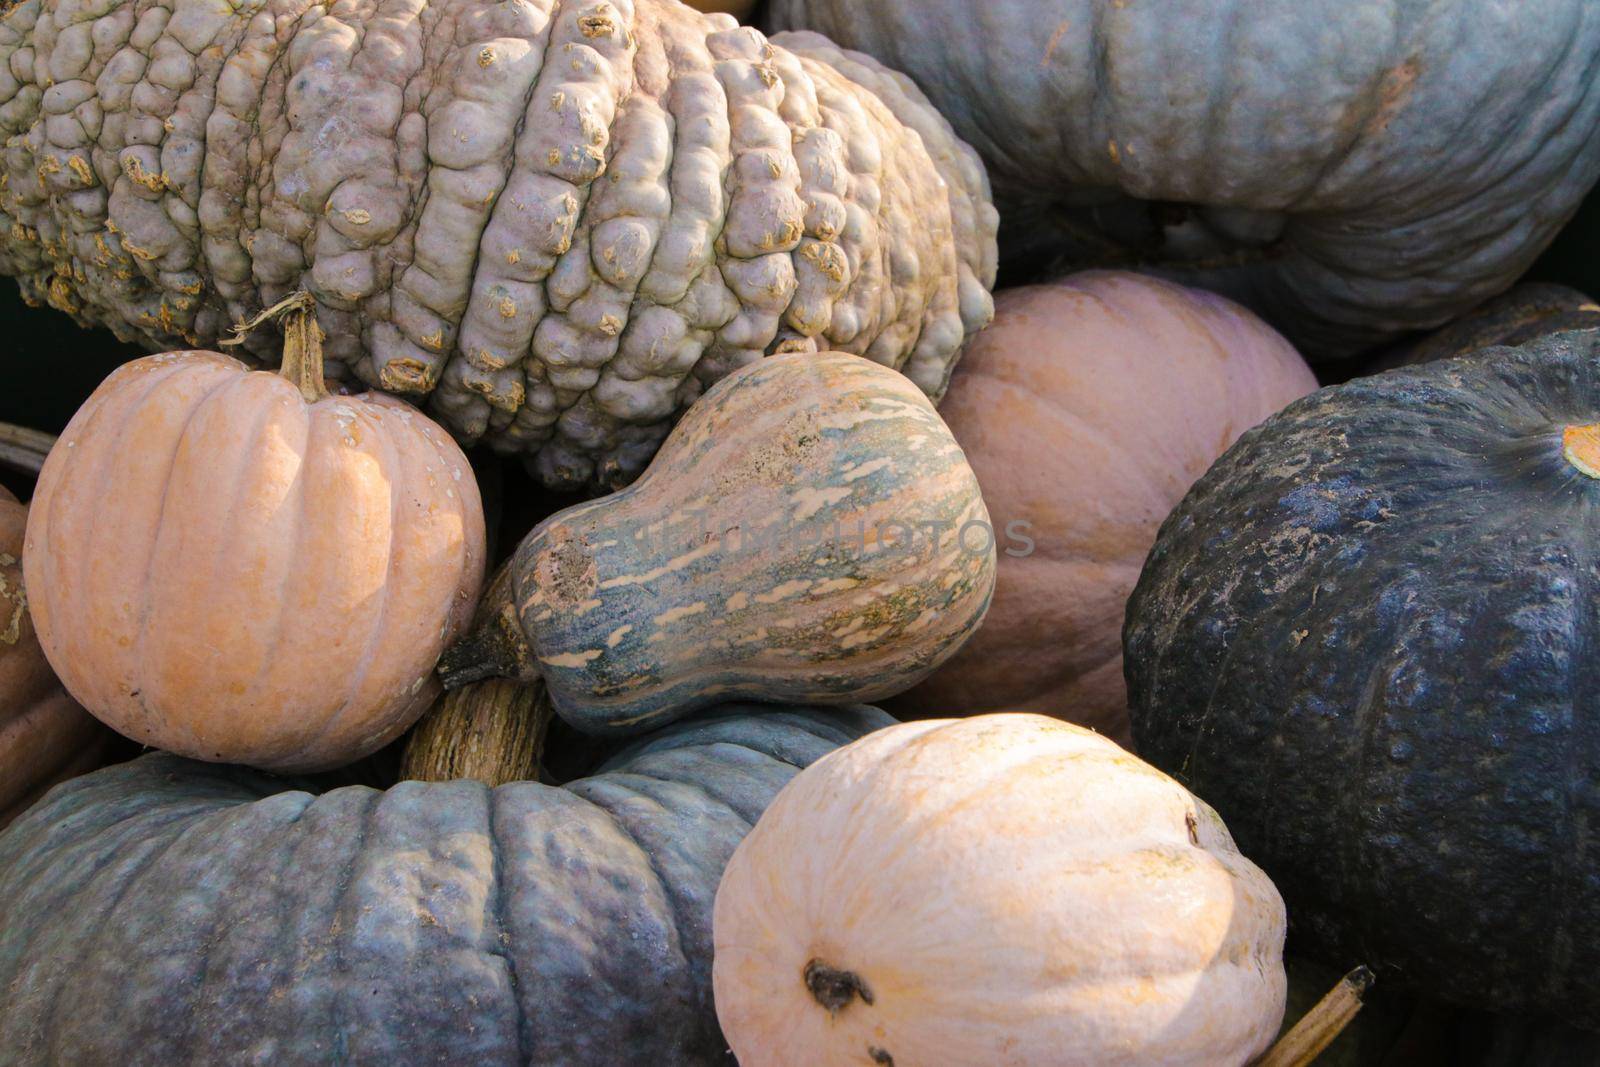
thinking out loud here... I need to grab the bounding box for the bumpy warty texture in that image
[0,0,996,487]
[767,0,1600,360]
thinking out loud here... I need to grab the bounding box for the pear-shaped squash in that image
[441,350,996,737]
[25,299,486,771]
[713,714,1288,1066]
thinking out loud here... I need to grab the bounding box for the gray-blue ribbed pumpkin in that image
[765,1,1600,359]
[0,703,891,1063]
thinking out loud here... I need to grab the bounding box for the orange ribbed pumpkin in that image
[0,485,117,826]
[24,306,486,771]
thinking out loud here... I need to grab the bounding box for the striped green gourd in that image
[441,350,995,735]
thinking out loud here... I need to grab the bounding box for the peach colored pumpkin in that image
[0,485,117,825]
[25,314,486,772]
[891,272,1317,743]
[713,714,1288,1066]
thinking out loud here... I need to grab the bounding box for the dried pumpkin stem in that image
[804,959,874,1015]
[0,422,55,476]
[1254,966,1374,1067]
[399,677,552,785]
[1562,423,1600,479]
[220,290,329,403]
[436,563,541,689]
[407,564,548,784]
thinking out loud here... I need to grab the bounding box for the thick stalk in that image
[404,564,547,783]
[1255,966,1374,1067]
[221,290,329,402]
[400,678,552,785]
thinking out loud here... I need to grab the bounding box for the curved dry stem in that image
[1254,966,1374,1067]
[221,291,328,402]
[0,422,55,477]
[436,563,539,688]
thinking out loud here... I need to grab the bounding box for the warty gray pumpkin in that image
[0,701,892,1064]
[0,0,997,488]
[765,1,1600,359]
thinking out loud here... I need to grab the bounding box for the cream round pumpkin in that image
[0,485,117,825]
[713,714,1288,1066]
[25,319,486,771]
[891,272,1317,742]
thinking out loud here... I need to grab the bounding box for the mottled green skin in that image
[1125,333,1600,1024]
[0,702,892,1065]
[0,0,996,489]
[478,351,995,736]
[766,2,1600,359]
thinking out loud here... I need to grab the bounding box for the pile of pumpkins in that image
[4,0,1600,1063]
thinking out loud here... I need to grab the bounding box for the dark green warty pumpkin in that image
[764,1,1600,359]
[1124,331,1600,1026]
[0,702,891,1064]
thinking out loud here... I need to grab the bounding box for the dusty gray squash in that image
[0,702,892,1064]
[0,0,996,488]
[765,0,1600,359]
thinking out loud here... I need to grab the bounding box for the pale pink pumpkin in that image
[713,714,1288,1066]
[25,319,485,772]
[892,272,1318,743]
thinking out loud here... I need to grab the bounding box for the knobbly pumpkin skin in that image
[713,714,1287,1066]
[891,273,1316,742]
[1125,331,1600,1024]
[0,0,997,489]
[765,2,1600,359]
[0,702,891,1064]
[442,350,996,737]
[25,348,486,772]
[0,485,116,826]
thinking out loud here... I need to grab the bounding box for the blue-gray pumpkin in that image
[0,702,891,1064]
[1124,331,1600,1025]
[764,2,1600,359]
